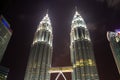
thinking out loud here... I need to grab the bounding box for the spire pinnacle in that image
[75,6,77,12]
[75,6,79,15]
[47,9,48,14]
[46,9,49,17]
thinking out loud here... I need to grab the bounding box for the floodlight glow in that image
[115,29,120,33]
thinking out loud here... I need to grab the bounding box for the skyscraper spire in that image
[33,12,52,46]
[72,9,86,30]
[75,6,77,12]
[24,11,53,80]
[71,11,89,42]
[39,12,51,29]
[70,10,99,80]
[75,6,79,16]
[47,9,48,14]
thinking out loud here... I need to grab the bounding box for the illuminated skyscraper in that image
[24,13,53,80]
[0,15,12,62]
[70,11,99,80]
[107,29,120,74]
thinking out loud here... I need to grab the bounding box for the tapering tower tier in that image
[70,11,99,80]
[24,13,53,80]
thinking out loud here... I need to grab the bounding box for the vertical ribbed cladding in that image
[70,11,99,80]
[33,13,53,46]
[24,13,53,80]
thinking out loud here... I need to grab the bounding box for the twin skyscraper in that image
[24,10,99,80]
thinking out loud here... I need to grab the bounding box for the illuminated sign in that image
[1,17,10,29]
[0,15,10,29]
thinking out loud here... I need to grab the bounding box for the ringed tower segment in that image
[24,13,53,80]
[70,10,99,80]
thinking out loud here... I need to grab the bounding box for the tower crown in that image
[70,10,90,43]
[71,11,86,29]
[37,13,52,33]
[33,13,53,46]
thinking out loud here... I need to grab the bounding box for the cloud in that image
[87,23,97,31]
[96,0,120,9]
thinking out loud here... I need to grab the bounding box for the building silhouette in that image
[0,15,12,80]
[24,13,53,80]
[0,15,12,62]
[24,10,100,80]
[107,29,120,75]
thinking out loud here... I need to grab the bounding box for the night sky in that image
[0,0,120,80]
